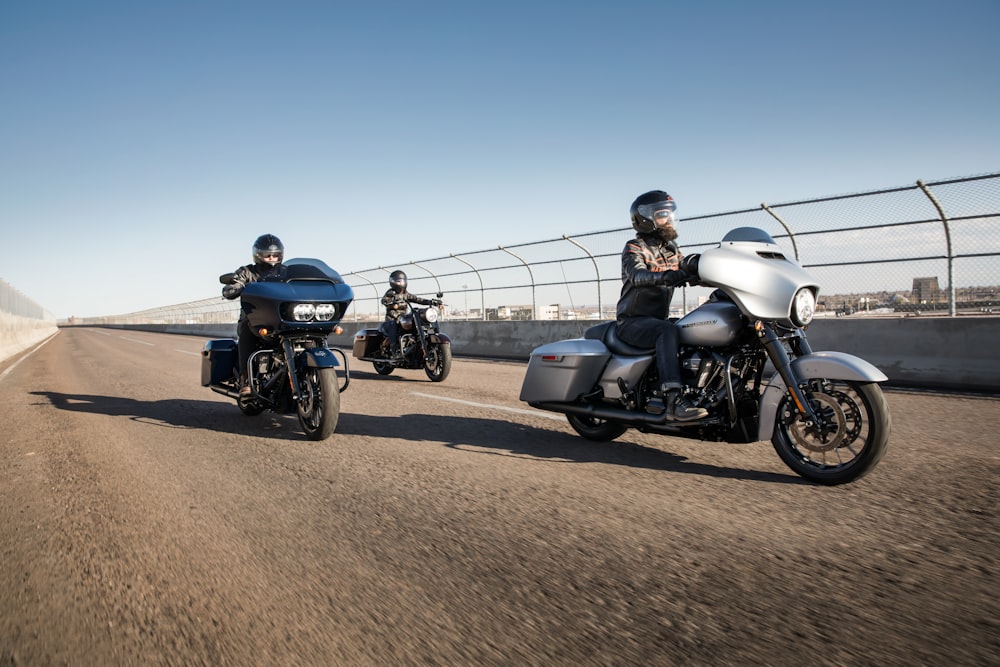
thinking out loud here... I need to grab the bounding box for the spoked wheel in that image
[424,344,452,382]
[772,380,890,485]
[372,361,394,376]
[296,367,340,440]
[567,414,629,442]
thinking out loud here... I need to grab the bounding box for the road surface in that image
[1,328,997,665]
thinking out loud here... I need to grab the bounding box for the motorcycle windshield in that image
[283,257,347,283]
[698,227,818,323]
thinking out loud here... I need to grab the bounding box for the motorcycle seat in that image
[584,322,655,356]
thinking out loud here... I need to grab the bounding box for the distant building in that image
[912,277,941,304]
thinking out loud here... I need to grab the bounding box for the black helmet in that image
[389,270,407,293]
[630,190,677,234]
[252,234,284,267]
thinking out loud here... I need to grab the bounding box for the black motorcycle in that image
[202,258,354,440]
[352,295,453,382]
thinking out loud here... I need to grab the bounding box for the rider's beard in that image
[656,226,678,243]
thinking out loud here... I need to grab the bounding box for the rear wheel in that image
[237,396,266,416]
[771,380,890,485]
[424,344,452,382]
[567,414,628,442]
[296,367,340,440]
[372,361,394,375]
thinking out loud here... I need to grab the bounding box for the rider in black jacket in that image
[616,191,707,421]
[380,270,441,360]
[222,234,287,395]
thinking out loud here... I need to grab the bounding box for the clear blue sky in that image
[2,0,998,319]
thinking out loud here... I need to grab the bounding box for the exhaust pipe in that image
[529,400,674,427]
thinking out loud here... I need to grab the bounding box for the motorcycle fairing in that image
[698,228,818,324]
[757,351,889,441]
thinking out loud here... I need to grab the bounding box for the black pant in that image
[380,319,400,353]
[616,317,682,389]
[236,318,263,379]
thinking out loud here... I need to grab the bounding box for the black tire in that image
[567,414,629,442]
[237,392,266,416]
[424,344,452,382]
[372,361,394,376]
[771,380,890,485]
[296,367,340,441]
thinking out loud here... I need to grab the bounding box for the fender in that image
[427,332,452,345]
[299,347,341,368]
[757,351,888,441]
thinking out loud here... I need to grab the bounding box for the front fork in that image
[756,322,821,425]
[282,339,300,401]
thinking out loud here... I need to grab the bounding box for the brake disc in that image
[788,392,847,452]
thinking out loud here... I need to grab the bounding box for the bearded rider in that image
[615,191,707,421]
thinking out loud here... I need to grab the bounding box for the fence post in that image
[916,180,956,317]
[348,272,381,322]
[498,246,536,319]
[407,260,443,296]
[562,234,602,319]
[450,254,486,320]
[760,203,800,262]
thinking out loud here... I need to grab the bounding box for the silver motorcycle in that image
[520,227,891,485]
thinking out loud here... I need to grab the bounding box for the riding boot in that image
[665,390,707,421]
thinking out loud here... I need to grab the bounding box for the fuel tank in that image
[676,301,745,347]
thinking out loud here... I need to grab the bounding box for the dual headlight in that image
[290,303,338,322]
[790,288,816,327]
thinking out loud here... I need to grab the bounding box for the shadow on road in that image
[337,412,804,485]
[31,390,802,483]
[30,390,307,441]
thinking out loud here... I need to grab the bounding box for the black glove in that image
[655,269,689,287]
[680,253,700,277]
[431,299,443,306]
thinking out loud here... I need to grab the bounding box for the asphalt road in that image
[1,328,997,666]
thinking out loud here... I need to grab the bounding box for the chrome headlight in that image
[424,306,439,323]
[314,303,336,321]
[790,288,816,327]
[292,304,316,321]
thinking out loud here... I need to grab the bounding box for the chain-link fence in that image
[76,172,1000,326]
[0,279,55,322]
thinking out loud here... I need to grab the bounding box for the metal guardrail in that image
[72,172,1000,326]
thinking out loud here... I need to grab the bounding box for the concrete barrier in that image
[61,316,1000,393]
[0,312,58,364]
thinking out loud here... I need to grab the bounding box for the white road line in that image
[177,350,201,356]
[120,336,155,346]
[410,391,565,421]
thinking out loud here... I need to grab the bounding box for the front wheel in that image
[567,414,629,442]
[424,343,452,382]
[771,380,890,485]
[296,367,340,440]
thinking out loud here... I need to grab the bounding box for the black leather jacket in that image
[222,262,288,317]
[615,233,689,321]
[381,289,434,321]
